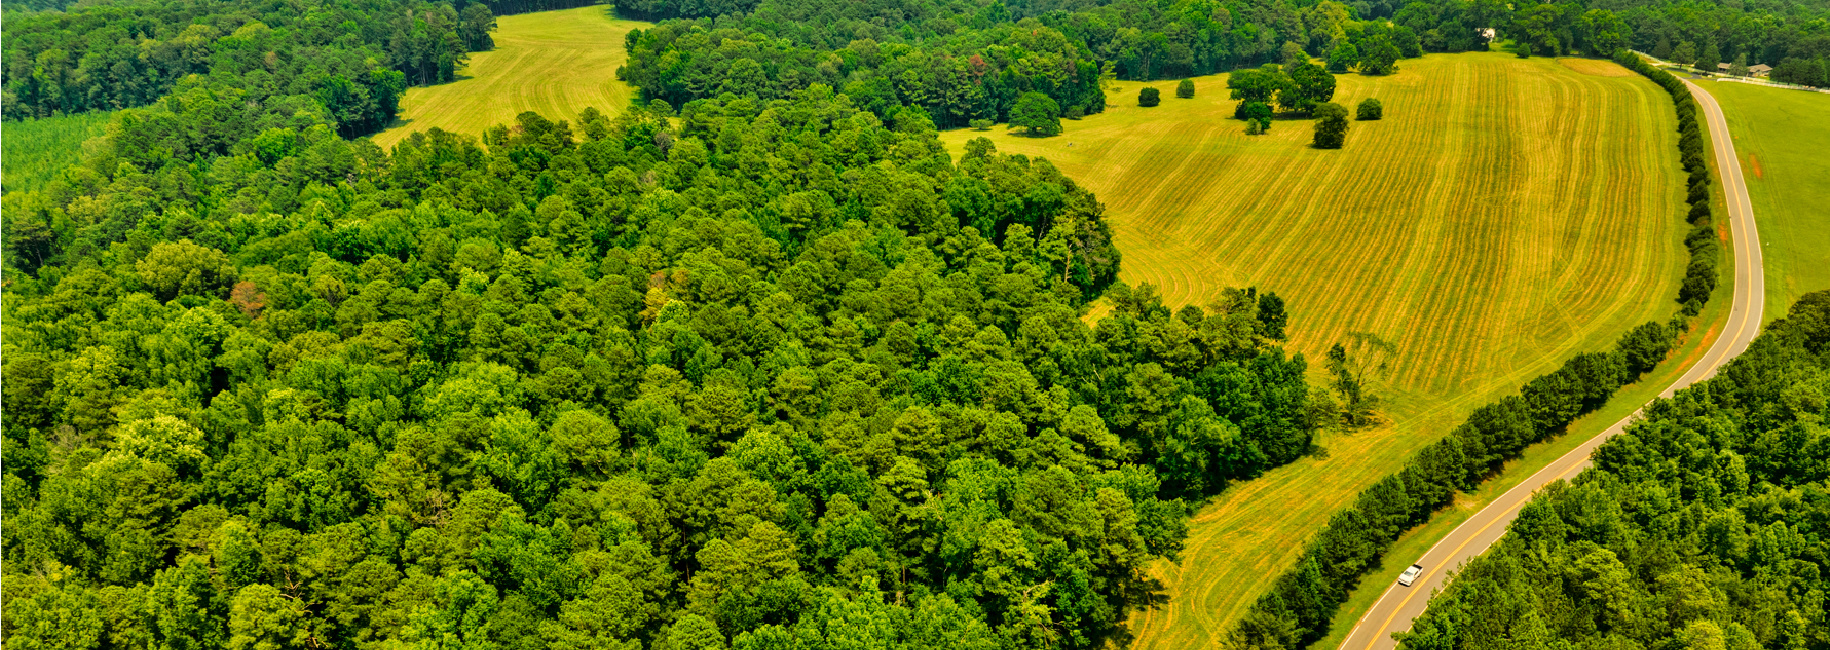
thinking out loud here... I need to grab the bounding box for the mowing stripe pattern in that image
[371,6,648,149]
[939,52,1683,650]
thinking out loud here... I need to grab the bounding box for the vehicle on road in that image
[1398,565,1423,587]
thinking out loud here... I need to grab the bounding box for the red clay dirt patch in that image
[1557,58,1634,77]
[1749,154,1764,179]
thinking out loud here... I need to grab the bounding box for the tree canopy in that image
[0,72,1324,648]
[1399,292,1830,649]
[1311,102,1349,149]
[1137,87,1161,107]
[1009,92,1061,136]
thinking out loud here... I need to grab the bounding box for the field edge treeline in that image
[1220,48,1724,650]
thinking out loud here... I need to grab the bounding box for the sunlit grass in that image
[940,51,1687,649]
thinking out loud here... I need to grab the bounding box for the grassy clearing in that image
[2,111,113,194]
[939,51,1686,649]
[371,5,649,149]
[1702,81,1830,319]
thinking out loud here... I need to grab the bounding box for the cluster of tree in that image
[1222,55,1716,644]
[613,0,1435,130]
[1,0,500,136]
[1615,51,1719,315]
[1397,291,1830,649]
[616,18,1108,130]
[1228,56,1338,122]
[1770,57,1830,88]
[1321,21,1417,74]
[0,80,1331,648]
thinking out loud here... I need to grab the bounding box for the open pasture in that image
[1704,80,1830,319]
[371,5,648,148]
[941,51,1687,649]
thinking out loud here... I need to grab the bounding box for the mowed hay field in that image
[941,51,1686,649]
[1704,81,1830,318]
[371,5,648,148]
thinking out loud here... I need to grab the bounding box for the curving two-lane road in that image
[1337,77,1766,650]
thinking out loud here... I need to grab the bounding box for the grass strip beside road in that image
[1700,81,1830,321]
[941,51,1686,650]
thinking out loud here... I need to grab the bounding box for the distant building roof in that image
[1749,64,1773,73]
[1718,63,1733,70]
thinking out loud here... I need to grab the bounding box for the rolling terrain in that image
[1339,76,1765,650]
[939,51,1689,649]
[1702,80,1830,318]
[371,5,649,148]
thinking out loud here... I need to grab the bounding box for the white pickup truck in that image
[1398,564,1424,587]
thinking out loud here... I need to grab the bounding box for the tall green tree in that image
[1009,92,1062,136]
[1312,102,1349,149]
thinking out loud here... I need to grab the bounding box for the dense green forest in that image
[0,50,1323,650]
[0,0,496,131]
[1397,292,1830,649]
[5,0,1823,647]
[612,0,1830,128]
[1,110,114,194]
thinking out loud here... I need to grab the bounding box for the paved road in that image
[1336,79,1765,650]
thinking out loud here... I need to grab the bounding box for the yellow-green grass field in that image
[371,5,649,149]
[940,51,1688,649]
[2,111,113,194]
[1703,81,1830,319]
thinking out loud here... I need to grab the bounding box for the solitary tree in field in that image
[1516,42,1533,59]
[1245,119,1263,135]
[1328,42,1359,72]
[1312,102,1348,148]
[1730,53,1749,76]
[1356,98,1383,120]
[1177,79,1195,98]
[969,118,993,131]
[1010,92,1062,136]
[1138,87,1161,106]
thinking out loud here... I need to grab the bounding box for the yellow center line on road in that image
[1361,476,1527,650]
[1356,81,1760,650]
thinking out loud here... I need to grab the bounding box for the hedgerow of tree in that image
[1220,49,1732,650]
[1398,291,1830,649]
